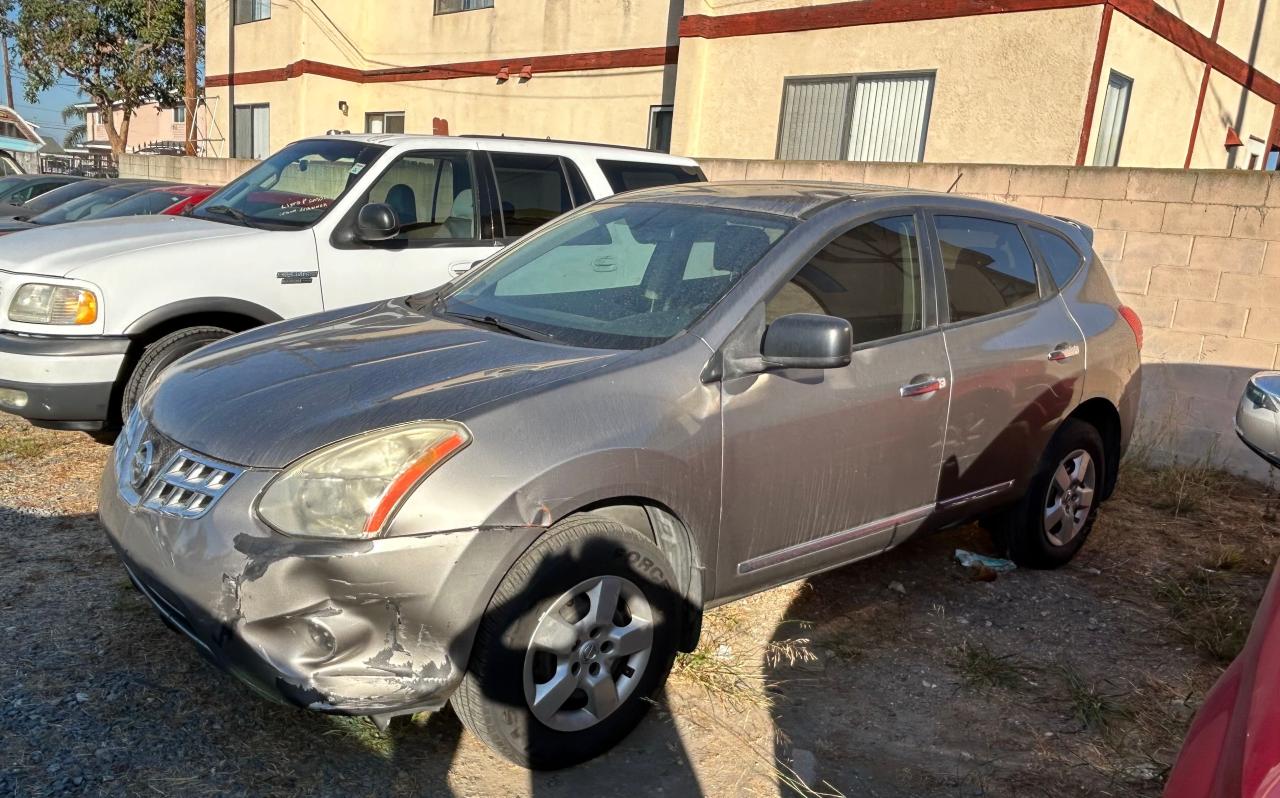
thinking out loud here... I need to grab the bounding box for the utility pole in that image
[183,0,197,155]
[1,35,14,110]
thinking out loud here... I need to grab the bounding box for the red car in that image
[91,184,217,218]
[1164,372,1280,798]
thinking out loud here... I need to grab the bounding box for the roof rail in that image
[459,134,657,155]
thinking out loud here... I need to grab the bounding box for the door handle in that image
[1048,344,1081,362]
[900,376,948,398]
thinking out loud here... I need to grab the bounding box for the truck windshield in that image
[439,202,792,350]
[192,139,387,230]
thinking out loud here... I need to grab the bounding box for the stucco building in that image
[205,0,1280,170]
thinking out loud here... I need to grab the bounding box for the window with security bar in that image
[777,72,935,163]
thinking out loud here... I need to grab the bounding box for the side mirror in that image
[761,313,852,370]
[1237,371,1280,468]
[356,202,400,242]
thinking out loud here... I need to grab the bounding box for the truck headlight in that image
[256,421,470,539]
[8,283,98,325]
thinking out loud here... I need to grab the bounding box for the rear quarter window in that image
[597,160,705,194]
[1029,227,1086,290]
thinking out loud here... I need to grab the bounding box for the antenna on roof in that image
[947,172,964,193]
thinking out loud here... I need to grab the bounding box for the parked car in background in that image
[0,178,114,223]
[1164,372,1280,798]
[0,173,84,217]
[87,185,216,220]
[0,134,704,432]
[0,181,166,237]
[98,182,1141,769]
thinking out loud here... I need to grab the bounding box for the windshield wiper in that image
[444,311,553,341]
[202,204,260,227]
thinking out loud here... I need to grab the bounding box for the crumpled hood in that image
[143,299,627,468]
[0,215,261,278]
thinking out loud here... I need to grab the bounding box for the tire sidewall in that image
[466,518,683,769]
[122,327,230,417]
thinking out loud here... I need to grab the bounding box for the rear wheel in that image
[121,326,232,418]
[451,515,684,769]
[989,418,1105,569]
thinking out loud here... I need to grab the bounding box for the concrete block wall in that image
[702,159,1280,479]
[118,154,258,186]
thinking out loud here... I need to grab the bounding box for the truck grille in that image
[115,410,242,518]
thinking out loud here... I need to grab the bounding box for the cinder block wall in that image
[119,154,257,186]
[703,159,1280,479]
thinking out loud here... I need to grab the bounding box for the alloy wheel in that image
[523,575,655,732]
[1043,448,1097,547]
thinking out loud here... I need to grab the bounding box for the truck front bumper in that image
[0,332,129,430]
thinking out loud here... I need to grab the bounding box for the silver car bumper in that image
[98,457,542,716]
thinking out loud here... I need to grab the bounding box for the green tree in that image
[60,103,86,149]
[11,0,200,156]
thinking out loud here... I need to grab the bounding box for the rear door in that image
[317,149,503,307]
[928,212,1085,518]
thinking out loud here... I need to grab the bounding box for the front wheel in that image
[989,418,1106,569]
[451,515,685,769]
[121,326,232,418]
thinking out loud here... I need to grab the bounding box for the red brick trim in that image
[206,46,679,88]
[678,0,1101,39]
[1077,4,1114,165]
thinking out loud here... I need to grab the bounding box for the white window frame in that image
[435,0,494,14]
[1092,71,1133,167]
[364,111,406,134]
[235,0,271,24]
[233,103,270,160]
[776,71,935,163]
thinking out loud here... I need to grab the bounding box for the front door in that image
[317,149,503,309]
[929,213,1086,516]
[717,213,952,599]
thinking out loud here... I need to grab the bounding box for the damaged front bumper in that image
[98,462,542,717]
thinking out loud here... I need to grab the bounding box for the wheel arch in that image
[1065,396,1123,500]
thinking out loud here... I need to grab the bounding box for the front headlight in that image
[8,283,98,325]
[256,421,470,539]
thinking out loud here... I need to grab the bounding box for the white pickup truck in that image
[0,134,704,432]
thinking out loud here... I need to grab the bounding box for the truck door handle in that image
[900,376,948,398]
[1048,344,1081,362]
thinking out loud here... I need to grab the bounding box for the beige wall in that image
[1155,0,1222,36]
[1089,14,1205,168]
[88,103,202,150]
[701,157,1280,478]
[1190,69,1277,169]
[1218,0,1280,79]
[672,6,1102,164]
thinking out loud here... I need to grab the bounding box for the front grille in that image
[140,450,242,518]
[115,410,242,518]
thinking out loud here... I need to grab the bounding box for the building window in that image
[235,0,271,23]
[173,105,186,124]
[1092,71,1132,167]
[233,104,270,159]
[777,72,934,163]
[648,106,674,153]
[435,0,494,14]
[365,112,406,134]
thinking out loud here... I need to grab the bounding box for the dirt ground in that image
[1,414,1277,797]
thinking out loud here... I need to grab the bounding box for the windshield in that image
[30,185,148,225]
[18,181,105,215]
[191,139,386,229]
[89,188,192,219]
[440,202,792,349]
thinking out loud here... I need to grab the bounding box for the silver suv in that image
[99,182,1142,769]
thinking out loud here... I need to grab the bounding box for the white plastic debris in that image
[954,549,1017,572]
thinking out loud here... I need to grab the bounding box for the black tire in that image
[121,326,232,418]
[989,418,1106,569]
[451,515,685,769]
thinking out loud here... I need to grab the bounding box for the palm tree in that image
[60,103,86,149]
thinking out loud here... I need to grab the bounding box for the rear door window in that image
[934,215,1041,323]
[490,152,573,237]
[597,160,705,194]
[1029,228,1085,290]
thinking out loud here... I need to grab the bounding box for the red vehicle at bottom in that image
[1164,371,1280,798]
